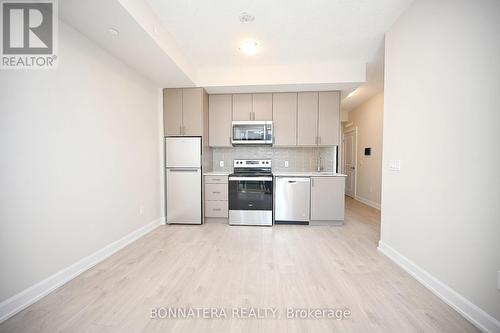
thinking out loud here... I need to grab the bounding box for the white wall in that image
[0,21,162,303]
[346,92,384,208]
[382,0,500,328]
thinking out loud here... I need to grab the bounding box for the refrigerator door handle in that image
[168,168,199,172]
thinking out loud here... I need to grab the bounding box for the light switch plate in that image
[219,161,224,168]
[389,159,401,171]
[284,160,289,168]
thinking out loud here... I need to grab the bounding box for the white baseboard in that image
[378,241,500,333]
[0,218,163,323]
[354,195,381,210]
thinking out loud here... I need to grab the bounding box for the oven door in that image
[231,121,272,145]
[228,176,273,211]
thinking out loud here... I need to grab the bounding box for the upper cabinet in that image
[297,91,340,146]
[232,94,252,121]
[252,94,272,120]
[318,91,340,146]
[209,94,232,147]
[232,93,272,121]
[164,89,183,136]
[297,92,319,146]
[164,88,207,136]
[207,90,340,147]
[272,93,297,146]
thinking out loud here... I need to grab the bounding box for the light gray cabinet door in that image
[318,91,340,146]
[310,177,345,221]
[164,88,183,136]
[252,93,272,120]
[272,93,297,146]
[182,88,203,136]
[209,94,232,147]
[232,94,252,120]
[297,92,319,146]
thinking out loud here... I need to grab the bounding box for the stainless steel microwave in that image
[231,121,273,145]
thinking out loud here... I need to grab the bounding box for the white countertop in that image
[273,171,347,177]
[204,171,231,176]
[204,171,346,177]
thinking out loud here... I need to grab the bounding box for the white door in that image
[165,137,201,168]
[166,169,201,224]
[343,130,356,198]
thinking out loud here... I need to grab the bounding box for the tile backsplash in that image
[209,146,337,172]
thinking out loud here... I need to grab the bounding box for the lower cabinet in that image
[204,175,228,218]
[310,177,345,221]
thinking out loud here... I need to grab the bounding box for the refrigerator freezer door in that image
[165,137,201,168]
[166,168,202,224]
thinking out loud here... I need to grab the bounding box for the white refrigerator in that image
[165,137,202,224]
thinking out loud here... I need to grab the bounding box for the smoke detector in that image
[239,12,255,23]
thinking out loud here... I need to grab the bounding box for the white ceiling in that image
[146,0,410,70]
[60,0,410,103]
[59,0,196,87]
[341,39,386,112]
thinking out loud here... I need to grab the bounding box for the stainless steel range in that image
[228,159,273,226]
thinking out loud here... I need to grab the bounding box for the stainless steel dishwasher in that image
[275,177,311,224]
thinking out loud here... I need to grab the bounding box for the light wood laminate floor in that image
[0,197,478,332]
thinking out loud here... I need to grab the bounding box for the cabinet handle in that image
[212,191,221,194]
[213,208,221,211]
[212,178,221,181]
[249,111,252,120]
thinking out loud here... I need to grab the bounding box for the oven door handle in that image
[229,177,273,181]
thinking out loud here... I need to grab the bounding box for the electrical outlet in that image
[219,160,224,168]
[284,160,289,168]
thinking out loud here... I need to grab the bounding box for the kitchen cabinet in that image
[232,94,252,121]
[310,176,345,221]
[204,175,228,219]
[182,88,204,136]
[232,93,272,121]
[209,94,232,147]
[252,93,272,120]
[296,91,340,146]
[163,87,206,136]
[318,91,340,146]
[297,92,319,145]
[272,93,297,146]
[164,88,183,136]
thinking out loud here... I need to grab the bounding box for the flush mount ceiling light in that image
[238,11,255,23]
[107,28,120,37]
[239,40,259,56]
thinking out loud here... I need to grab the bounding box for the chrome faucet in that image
[316,154,322,172]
